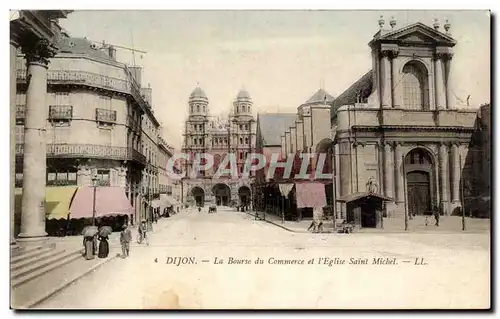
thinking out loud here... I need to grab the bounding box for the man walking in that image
[120,224,132,258]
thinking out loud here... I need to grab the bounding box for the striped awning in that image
[14,186,78,220]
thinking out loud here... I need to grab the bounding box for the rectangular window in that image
[56,172,68,180]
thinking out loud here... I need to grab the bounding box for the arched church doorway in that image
[191,187,205,207]
[405,148,434,216]
[238,186,251,206]
[213,183,231,206]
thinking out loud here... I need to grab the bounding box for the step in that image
[12,253,118,309]
[11,243,55,260]
[11,249,83,288]
[11,249,67,273]
[11,245,57,266]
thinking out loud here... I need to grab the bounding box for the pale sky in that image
[59,10,490,149]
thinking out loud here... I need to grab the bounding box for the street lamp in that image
[91,173,98,226]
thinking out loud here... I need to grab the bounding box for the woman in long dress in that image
[83,236,95,260]
[98,235,109,258]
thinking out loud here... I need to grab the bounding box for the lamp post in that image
[91,174,98,226]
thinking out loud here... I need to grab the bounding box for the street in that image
[35,207,490,309]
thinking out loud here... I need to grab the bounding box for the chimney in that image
[108,45,116,60]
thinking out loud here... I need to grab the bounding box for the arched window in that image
[245,137,249,144]
[203,105,205,113]
[190,105,193,113]
[402,61,429,110]
[196,104,200,113]
[404,148,432,165]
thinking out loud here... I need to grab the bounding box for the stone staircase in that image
[11,244,83,289]
[11,242,119,309]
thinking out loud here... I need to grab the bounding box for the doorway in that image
[238,186,251,206]
[407,171,431,215]
[213,183,231,206]
[191,187,205,207]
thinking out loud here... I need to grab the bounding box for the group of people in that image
[83,233,110,260]
[83,219,151,260]
[307,207,325,233]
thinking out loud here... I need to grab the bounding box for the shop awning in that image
[295,182,326,208]
[70,186,133,219]
[159,194,179,208]
[278,184,294,197]
[14,186,78,220]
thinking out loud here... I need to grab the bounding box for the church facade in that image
[331,18,480,218]
[181,87,256,207]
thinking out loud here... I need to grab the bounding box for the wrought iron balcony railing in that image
[16,69,151,113]
[49,105,73,121]
[96,108,117,123]
[47,179,78,186]
[15,143,147,166]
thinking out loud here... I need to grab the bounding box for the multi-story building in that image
[14,33,170,231]
[181,87,256,207]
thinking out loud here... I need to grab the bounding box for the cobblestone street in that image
[35,207,490,309]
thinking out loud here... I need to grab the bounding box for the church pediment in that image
[378,22,456,46]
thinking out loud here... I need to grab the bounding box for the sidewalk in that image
[12,210,191,309]
[246,210,490,234]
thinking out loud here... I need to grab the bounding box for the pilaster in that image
[439,142,450,215]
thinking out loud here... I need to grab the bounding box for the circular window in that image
[68,41,75,47]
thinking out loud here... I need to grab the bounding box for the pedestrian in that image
[433,206,440,227]
[98,234,109,258]
[120,224,132,258]
[139,219,149,245]
[313,207,324,233]
[129,214,134,227]
[425,216,429,226]
[83,235,94,260]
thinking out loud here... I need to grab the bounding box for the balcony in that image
[47,179,77,186]
[16,69,151,115]
[126,115,141,132]
[15,143,148,166]
[49,105,73,121]
[96,108,117,124]
[16,105,25,124]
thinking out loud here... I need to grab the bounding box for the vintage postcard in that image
[9,9,490,309]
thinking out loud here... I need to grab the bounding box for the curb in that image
[24,254,118,309]
[244,211,302,233]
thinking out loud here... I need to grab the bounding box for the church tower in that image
[183,86,210,177]
[231,89,256,176]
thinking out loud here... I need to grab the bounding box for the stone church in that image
[181,87,256,207]
[331,17,480,218]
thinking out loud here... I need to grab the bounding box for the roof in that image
[236,89,251,100]
[337,192,394,203]
[370,22,456,47]
[56,37,112,60]
[257,113,297,146]
[302,89,335,106]
[332,70,373,111]
[190,87,208,100]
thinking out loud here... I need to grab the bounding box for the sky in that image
[58,10,490,149]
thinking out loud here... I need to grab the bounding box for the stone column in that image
[450,143,461,209]
[444,54,454,109]
[434,53,446,110]
[390,50,402,108]
[10,37,20,245]
[383,142,394,198]
[394,143,405,214]
[17,38,56,244]
[439,143,450,215]
[380,51,392,108]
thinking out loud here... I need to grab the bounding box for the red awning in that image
[295,182,327,208]
[69,186,133,219]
